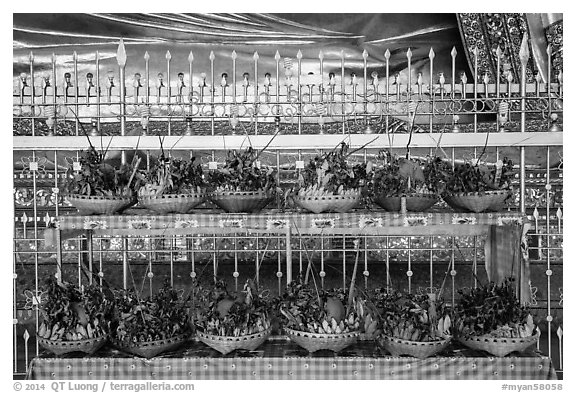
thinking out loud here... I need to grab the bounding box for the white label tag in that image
[208,161,218,170]
[296,160,305,169]
[255,161,261,169]
[73,162,81,171]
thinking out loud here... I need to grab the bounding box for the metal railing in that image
[13,36,562,378]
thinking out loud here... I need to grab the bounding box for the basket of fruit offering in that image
[207,147,276,213]
[193,279,272,355]
[377,291,452,359]
[138,150,206,213]
[454,278,538,357]
[292,142,367,213]
[62,147,142,215]
[37,277,112,355]
[426,156,514,213]
[277,281,362,352]
[111,283,191,358]
[369,152,438,212]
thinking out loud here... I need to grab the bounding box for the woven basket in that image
[210,190,273,213]
[38,335,108,356]
[443,190,510,213]
[378,334,451,359]
[66,194,136,215]
[112,334,188,358]
[458,334,538,357]
[294,192,361,214]
[285,328,359,353]
[139,193,206,214]
[197,326,272,355]
[374,194,437,212]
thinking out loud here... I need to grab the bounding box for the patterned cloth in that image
[28,338,556,380]
[54,211,526,236]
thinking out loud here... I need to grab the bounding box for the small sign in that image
[73,162,82,171]
[255,160,261,169]
[208,161,218,170]
[296,160,305,169]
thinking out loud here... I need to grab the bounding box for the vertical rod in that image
[73,52,79,136]
[31,150,39,354]
[429,48,434,133]
[546,146,552,357]
[407,237,412,293]
[87,231,93,285]
[385,236,390,293]
[96,52,101,131]
[341,50,345,134]
[166,51,172,136]
[234,234,238,291]
[51,54,57,136]
[210,51,215,136]
[342,234,346,290]
[286,227,292,285]
[255,236,260,285]
[117,40,127,164]
[473,47,479,134]
[254,52,259,135]
[320,235,325,289]
[29,52,35,137]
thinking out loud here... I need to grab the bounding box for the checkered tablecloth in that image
[28,338,556,380]
[54,211,526,236]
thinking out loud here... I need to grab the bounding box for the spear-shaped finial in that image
[29,51,34,62]
[362,49,368,59]
[406,48,412,60]
[318,50,324,60]
[209,51,215,61]
[296,50,302,60]
[117,38,127,67]
[188,51,194,63]
[428,47,435,60]
[495,45,502,59]
[385,49,391,60]
[519,32,530,66]
[274,50,281,61]
[253,51,259,60]
[231,50,237,60]
[451,47,457,58]
[166,50,172,61]
[144,51,150,61]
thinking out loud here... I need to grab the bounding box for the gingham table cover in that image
[54,211,526,236]
[28,338,556,380]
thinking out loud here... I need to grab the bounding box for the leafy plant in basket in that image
[276,279,372,336]
[206,147,276,193]
[454,278,535,339]
[111,283,191,346]
[378,290,451,343]
[425,156,515,212]
[296,142,368,198]
[138,153,205,197]
[62,148,143,198]
[191,278,272,354]
[37,277,112,354]
[193,279,271,337]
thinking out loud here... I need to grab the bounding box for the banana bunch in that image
[353,299,380,338]
[204,316,269,337]
[297,185,358,198]
[37,319,105,341]
[138,184,164,198]
[487,314,535,339]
